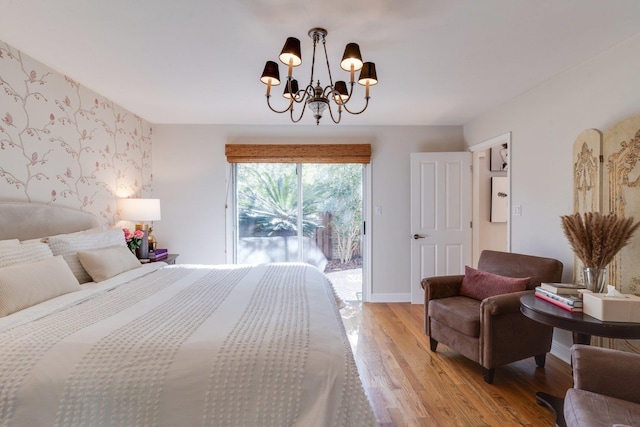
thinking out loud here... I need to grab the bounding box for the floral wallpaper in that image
[0,41,152,226]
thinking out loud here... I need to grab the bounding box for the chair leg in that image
[534,353,547,368]
[429,337,438,352]
[483,368,495,384]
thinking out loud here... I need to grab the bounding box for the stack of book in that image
[534,283,586,312]
[149,248,168,261]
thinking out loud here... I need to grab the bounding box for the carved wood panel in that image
[574,116,640,352]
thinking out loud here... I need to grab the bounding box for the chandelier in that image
[260,28,378,125]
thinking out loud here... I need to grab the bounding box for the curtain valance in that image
[225,144,371,164]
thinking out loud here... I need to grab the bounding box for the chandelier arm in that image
[323,85,339,102]
[340,96,370,115]
[294,84,315,104]
[266,95,294,114]
[345,81,356,102]
[289,84,314,122]
[327,81,355,107]
[325,103,342,124]
[289,100,308,123]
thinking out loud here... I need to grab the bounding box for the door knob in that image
[413,234,427,239]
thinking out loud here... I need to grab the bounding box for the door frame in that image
[469,132,512,266]
[362,163,372,302]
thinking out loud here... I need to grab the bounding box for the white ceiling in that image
[2,0,640,126]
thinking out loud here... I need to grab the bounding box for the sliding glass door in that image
[234,162,364,300]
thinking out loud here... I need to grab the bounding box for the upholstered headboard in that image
[0,202,99,240]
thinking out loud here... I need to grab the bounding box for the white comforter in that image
[0,263,377,427]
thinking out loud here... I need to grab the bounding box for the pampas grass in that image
[560,212,640,268]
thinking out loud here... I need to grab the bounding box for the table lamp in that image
[118,198,161,259]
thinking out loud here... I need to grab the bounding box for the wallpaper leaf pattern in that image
[0,41,152,226]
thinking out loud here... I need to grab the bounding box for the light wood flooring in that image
[341,302,573,426]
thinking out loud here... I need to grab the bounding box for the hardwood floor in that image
[341,302,573,426]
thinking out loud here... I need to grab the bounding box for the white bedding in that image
[0,262,377,427]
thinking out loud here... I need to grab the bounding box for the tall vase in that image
[583,267,606,293]
[135,230,149,259]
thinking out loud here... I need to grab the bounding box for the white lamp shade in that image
[118,198,161,222]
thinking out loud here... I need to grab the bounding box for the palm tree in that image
[239,166,325,237]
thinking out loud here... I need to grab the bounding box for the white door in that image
[410,152,472,304]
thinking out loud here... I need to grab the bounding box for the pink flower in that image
[123,228,143,253]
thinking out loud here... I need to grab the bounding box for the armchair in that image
[421,250,563,383]
[564,344,640,427]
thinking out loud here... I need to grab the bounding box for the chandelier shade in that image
[283,79,299,99]
[260,27,378,125]
[279,37,302,67]
[333,81,349,104]
[260,61,281,86]
[358,62,378,86]
[340,43,363,72]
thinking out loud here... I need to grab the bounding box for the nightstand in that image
[150,254,179,265]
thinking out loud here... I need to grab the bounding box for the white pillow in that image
[0,242,54,268]
[0,255,81,317]
[77,246,141,282]
[47,228,126,284]
[0,239,20,247]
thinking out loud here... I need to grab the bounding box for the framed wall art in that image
[491,176,508,222]
[490,143,509,171]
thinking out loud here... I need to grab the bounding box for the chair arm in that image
[571,344,640,404]
[421,275,464,302]
[480,290,532,316]
[479,289,552,369]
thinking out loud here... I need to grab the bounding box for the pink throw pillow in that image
[459,265,530,300]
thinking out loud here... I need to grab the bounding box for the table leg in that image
[536,392,566,427]
[572,332,591,345]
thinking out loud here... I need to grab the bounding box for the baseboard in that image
[550,340,571,365]
[368,293,411,303]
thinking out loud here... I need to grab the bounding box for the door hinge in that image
[599,155,604,163]
[470,221,473,228]
[363,221,366,235]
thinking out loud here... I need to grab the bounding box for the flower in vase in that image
[123,228,145,253]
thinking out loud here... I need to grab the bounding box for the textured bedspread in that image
[0,263,377,427]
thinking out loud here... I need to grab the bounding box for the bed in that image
[0,202,377,426]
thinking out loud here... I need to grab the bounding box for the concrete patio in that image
[325,268,362,302]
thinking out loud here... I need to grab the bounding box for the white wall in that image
[152,124,463,300]
[463,34,640,361]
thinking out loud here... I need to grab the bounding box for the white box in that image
[583,293,640,322]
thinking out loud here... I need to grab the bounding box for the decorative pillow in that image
[0,255,81,317]
[0,239,20,247]
[0,242,54,268]
[46,228,126,284]
[77,246,141,282]
[459,265,530,300]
